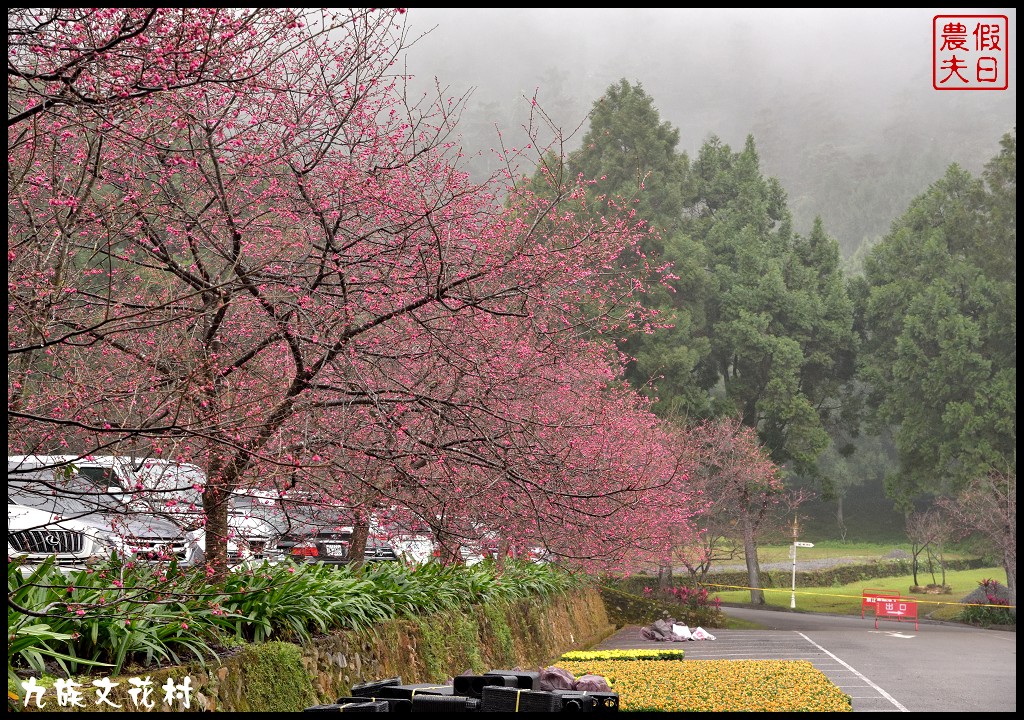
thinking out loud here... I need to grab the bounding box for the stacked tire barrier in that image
[304,671,620,713]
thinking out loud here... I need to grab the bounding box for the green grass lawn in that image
[709,566,1005,622]
[759,540,908,562]
[748,540,978,564]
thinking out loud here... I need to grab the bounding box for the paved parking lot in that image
[597,625,904,712]
[595,608,1016,713]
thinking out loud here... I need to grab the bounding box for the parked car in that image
[7,470,204,570]
[8,455,207,509]
[8,456,281,565]
[363,537,399,563]
[389,534,435,565]
[228,491,398,565]
[9,503,119,570]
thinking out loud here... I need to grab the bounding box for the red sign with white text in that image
[934,15,1009,90]
[861,588,901,618]
[874,598,919,630]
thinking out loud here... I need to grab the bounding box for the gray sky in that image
[400,8,1014,148]
[397,8,1015,255]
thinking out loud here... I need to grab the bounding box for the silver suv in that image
[8,470,203,570]
[7,456,281,565]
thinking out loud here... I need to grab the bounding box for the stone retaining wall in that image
[19,586,614,712]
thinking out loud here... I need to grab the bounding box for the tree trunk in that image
[1004,548,1016,609]
[658,563,674,591]
[202,482,230,582]
[835,495,847,542]
[348,521,369,569]
[428,525,464,566]
[939,545,947,586]
[496,537,511,571]
[437,544,463,565]
[742,515,765,604]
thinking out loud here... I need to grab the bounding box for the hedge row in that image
[608,558,990,599]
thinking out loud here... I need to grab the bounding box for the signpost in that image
[790,516,813,609]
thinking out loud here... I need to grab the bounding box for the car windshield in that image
[123,461,205,509]
[284,499,353,526]
[229,493,278,512]
[8,472,125,516]
[228,492,354,532]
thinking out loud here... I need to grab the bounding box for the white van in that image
[8,455,281,564]
[8,454,206,507]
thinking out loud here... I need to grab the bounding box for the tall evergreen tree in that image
[861,130,1016,504]
[569,79,690,246]
[540,81,859,474]
[685,136,858,473]
[533,80,860,601]
[563,80,711,418]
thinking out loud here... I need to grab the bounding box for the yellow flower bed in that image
[558,659,852,712]
[560,648,685,662]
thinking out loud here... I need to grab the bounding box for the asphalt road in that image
[595,606,1016,712]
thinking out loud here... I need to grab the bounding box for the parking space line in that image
[796,632,908,712]
[594,625,911,711]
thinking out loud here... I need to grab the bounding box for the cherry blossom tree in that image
[938,469,1016,607]
[9,8,702,576]
[675,417,786,603]
[8,8,344,129]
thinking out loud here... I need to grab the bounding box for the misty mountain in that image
[400,8,1016,262]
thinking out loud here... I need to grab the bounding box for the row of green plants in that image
[610,557,990,598]
[601,563,1014,628]
[8,556,582,680]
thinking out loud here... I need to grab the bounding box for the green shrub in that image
[956,604,1016,627]
[214,562,389,641]
[8,556,581,679]
[955,578,1016,628]
[234,642,318,712]
[8,557,220,677]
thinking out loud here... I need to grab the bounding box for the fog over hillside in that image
[399,8,1016,260]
